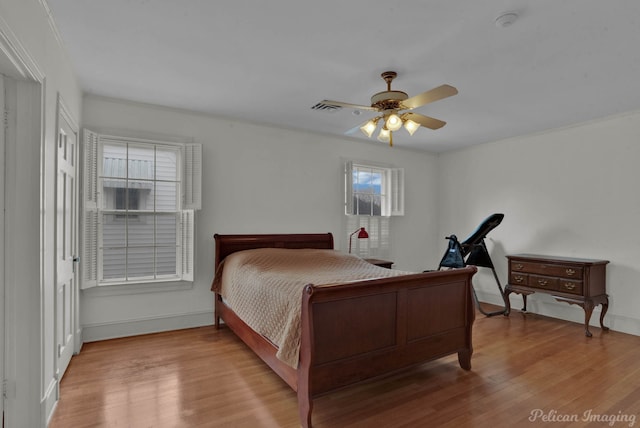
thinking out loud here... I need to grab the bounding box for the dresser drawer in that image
[529,274,558,291]
[558,279,583,295]
[511,261,583,279]
[509,272,528,286]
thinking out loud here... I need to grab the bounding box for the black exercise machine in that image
[437,213,509,317]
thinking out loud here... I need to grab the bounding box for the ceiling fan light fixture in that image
[404,119,420,136]
[385,112,403,131]
[377,127,391,143]
[360,118,378,138]
[314,70,457,147]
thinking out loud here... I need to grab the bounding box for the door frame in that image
[1,17,47,428]
[1,70,6,428]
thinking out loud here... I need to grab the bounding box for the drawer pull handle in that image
[515,263,524,270]
[514,276,524,283]
[538,279,548,286]
[566,268,576,276]
[564,283,576,290]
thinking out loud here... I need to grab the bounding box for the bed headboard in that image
[213,233,334,269]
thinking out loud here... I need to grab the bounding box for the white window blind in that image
[81,129,202,289]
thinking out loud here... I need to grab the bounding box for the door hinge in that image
[3,379,15,399]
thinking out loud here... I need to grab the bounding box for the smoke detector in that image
[495,11,519,28]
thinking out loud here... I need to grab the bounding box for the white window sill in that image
[82,278,194,297]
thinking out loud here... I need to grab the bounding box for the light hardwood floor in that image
[49,308,640,428]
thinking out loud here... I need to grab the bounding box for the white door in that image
[56,103,78,379]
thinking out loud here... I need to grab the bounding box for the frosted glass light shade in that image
[385,113,402,131]
[404,119,420,136]
[377,128,391,143]
[359,119,377,138]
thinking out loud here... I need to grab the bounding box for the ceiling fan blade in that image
[403,112,446,130]
[318,100,378,111]
[401,84,458,110]
[344,122,365,136]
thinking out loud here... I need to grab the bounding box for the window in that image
[345,161,404,217]
[344,161,404,258]
[82,130,202,288]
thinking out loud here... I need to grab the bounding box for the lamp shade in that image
[348,227,369,253]
[404,119,420,136]
[359,119,377,138]
[377,127,391,143]
[385,113,402,131]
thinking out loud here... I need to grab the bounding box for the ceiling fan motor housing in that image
[371,90,408,110]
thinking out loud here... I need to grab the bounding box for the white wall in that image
[437,110,640,335]
[0,0,82,426]
[80,95,440,340]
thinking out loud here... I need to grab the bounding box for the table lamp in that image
[348,227,369,253]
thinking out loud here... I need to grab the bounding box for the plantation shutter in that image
[389,167,405,216]
[183,143,202,210]
[344,161,355,215]
[82,129,99,289]
[180,210,195,282]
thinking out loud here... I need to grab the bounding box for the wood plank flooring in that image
[49,308,640,427]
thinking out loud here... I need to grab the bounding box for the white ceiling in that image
[45,0,640,152]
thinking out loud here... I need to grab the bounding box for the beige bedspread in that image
[212,248,413,368]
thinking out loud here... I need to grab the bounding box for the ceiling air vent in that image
[311,102,342,112]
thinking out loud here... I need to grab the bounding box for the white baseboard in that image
[42,377,58,427]
[81,310,214,343]
[476,289,640,337]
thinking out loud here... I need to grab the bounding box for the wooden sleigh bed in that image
[212,233,477,427]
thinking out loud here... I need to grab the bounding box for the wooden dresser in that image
[505,254,609,337]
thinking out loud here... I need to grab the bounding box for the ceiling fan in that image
[315,71,457,146]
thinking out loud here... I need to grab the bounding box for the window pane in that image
[156,215,177,247]
[155,182,178,211]
[102,143,127,178]
[128,145,155,180]
[350,164,388,217]
[103,247,126,280]
[156,246,177,275]
[101,180,126,210]
[127,247,154,278]
[102,214,126,247]
[370,171,382,195]
[156,147,178,181]
[372,195,382,216]
[156,215,177,275]
[356,194,372,216]
[127,214,155,246]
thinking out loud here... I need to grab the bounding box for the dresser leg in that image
[522,294,528,312]
[503,289,512,316]
[583,299,594,337]
[599,298,610,331]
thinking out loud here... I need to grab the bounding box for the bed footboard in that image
[297,266,477,427]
